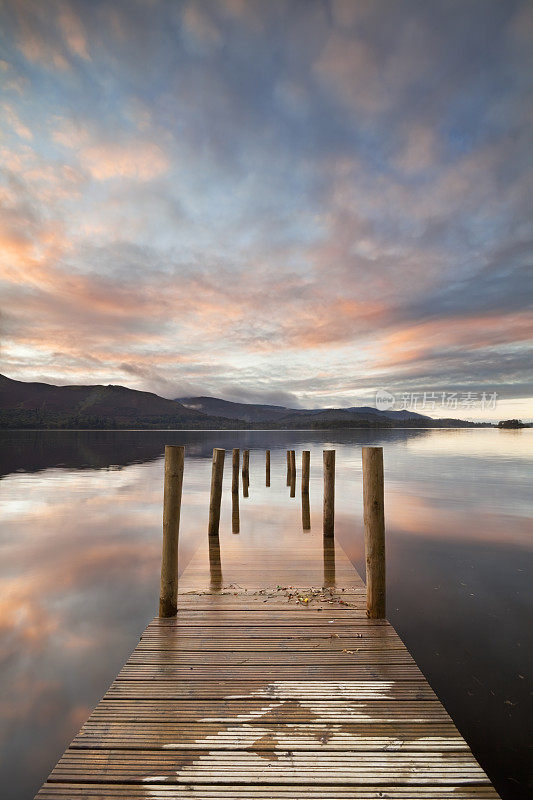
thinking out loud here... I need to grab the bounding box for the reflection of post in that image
[323,533,336,587]
[286,450,291,485]
[208,526,223,590]
[289,450,296,497]
[232,448,239,494]
[232,487,240,534]
[302,491,311,530]
[159,445,184,618]
[362,446,386,619]
[208,448,225,537]
[323,449,335,537]
[301,450,310,494]
[266,449,270,487]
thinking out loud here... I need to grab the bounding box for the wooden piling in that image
[208,527,223,589]
[286,450,291,485]
[323,449,335,537]
[232,448,239,494]
[301,450,310,494]
[323,532,336,587]
[301,491,311,530]
[289,449,296,479]
[242,449,250,479]
[208,448,225,537]
[159,445,185,618]
[266,449,270,487]
[231,489,240,534]
[289,450,296,497]
[362,446,386,619]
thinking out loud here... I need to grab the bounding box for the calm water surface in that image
[0,428,531,799]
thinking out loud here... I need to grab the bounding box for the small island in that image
[497,419,528,429]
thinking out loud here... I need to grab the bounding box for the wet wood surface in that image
[35,498,500,799]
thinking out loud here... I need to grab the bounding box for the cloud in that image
[52,121,169,180]
[0,0,531,415]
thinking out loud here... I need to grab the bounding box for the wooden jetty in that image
[36,446,500,799]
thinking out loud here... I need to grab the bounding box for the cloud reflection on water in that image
[0,428,531,799]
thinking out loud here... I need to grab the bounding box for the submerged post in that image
[232,448,240,534]
[323,449,335,536]
[208,448,225,536]
[289,449,296,497]
[159,445,185,618]
[301,450,310,494]
[266,449,270,487]
[362,446,386,619]
[289,449,296,478]
[302,491,311,530]
[232,448,240,494]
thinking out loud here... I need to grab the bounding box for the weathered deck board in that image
[36,787,501,799]
[35,501,500,799]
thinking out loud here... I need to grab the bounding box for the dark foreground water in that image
[0,428,531,799]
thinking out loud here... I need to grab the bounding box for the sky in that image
[0,0,532,421]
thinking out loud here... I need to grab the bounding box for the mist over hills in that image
[177,395,441,427]
[0,375,485,429]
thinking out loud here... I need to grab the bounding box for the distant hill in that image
[178,396,299,422]
[178,395,478,428]
[0,375,236,429]
[0,376,486,429]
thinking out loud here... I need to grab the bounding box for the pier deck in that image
[35,519,500,799]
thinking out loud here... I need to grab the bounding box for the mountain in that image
[178,395,477,428]
[178,396,299,422]
[0,375,237,429]
[0,376,485,430]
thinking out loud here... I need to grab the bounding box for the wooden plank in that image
[117,664,425,680]
[48,749,491,784]
[105,680,434,700]
[144,623,393,635]
[137,637,406,650]
[86,699,451,723]
[73,722,468,751]
[36,784,502,798]
[149,613,386,625]
[126,651,416,665]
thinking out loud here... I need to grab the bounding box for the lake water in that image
[0,428,531,799]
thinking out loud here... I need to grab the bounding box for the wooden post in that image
[208,448,225,537]
[323,532,336,587]
[362,446,386,619]
[208,527,223,589]
[289,450,296,497]
[301,491,311,530]
[323,449,335,537]
[232,490,240,533]
[301,450,310,494]
[159,445,185,618]
[232,448,239,494]
[286,450,291,485]
[289,449,296,479]
[266,449,270,487]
